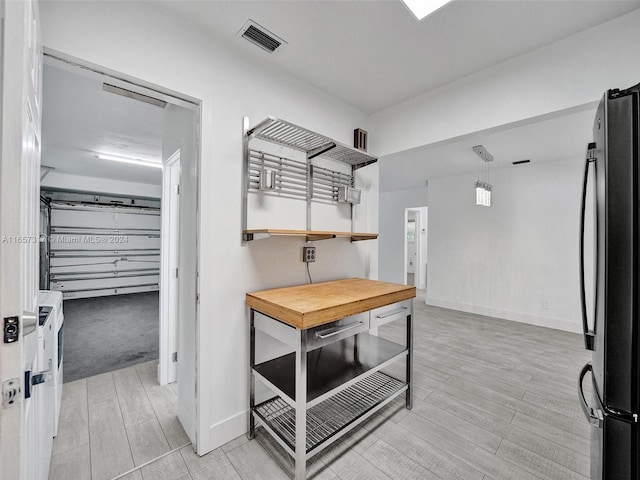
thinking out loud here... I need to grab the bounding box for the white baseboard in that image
[425,297,582,334]
[197,410,247,456]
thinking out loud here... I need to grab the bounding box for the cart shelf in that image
[253,371,406,456]
[253,333,407,406]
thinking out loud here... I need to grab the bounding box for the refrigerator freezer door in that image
[599,409,638,480]
[579,362,639,480]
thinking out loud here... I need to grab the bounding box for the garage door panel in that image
[51,208,117,229]
[115,212,160,229]
[50,234,160,251]
[44,195,161,298]
[50,256,160,271]
[51,274,160,292]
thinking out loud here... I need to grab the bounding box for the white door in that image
[159,150,181,384]
[0,1,43,479]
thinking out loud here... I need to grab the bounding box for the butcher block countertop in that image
[246,278,416,330]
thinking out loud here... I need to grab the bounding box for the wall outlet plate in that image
[303,246,316,263]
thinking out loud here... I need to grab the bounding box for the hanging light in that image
[473,145,493,207]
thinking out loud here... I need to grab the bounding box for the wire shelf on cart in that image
[253,371,406,456]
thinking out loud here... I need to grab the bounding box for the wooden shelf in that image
[243,229,378,242]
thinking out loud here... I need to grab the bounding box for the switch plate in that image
[303,246,316,263]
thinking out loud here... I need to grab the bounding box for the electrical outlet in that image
[303,246,316,263]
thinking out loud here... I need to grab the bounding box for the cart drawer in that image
[306,313,369,350]
[370,299,412,329]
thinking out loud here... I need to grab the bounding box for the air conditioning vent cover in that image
[238,20,287,54]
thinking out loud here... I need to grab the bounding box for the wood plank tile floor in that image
[52,291,593,479]
[49,361,191,480]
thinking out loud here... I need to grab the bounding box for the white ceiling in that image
[156,0,640,114]
[42,64,164,185]
[41,1,636,188]
[379,105,597,192]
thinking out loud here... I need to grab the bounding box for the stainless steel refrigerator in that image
[579,82,640,480]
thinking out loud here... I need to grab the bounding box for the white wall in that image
[370,8,640,157]
[378,186,426,285]
[41,171,161,198]
[426,157,583,333]
[39,0,377,454]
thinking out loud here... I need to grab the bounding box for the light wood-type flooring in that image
[51,291,593,479]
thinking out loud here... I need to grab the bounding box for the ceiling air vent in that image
[238,20,287,54]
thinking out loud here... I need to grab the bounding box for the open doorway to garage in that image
[40,57,197,386]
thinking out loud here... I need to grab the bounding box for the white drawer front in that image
[370,299,412,329]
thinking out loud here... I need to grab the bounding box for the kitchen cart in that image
[246,278,416,480]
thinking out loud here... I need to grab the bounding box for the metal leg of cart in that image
[406,310,413,410]
[295,329,308,480]
[248,309,256,439]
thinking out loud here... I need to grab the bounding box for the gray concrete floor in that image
[62,292,159,382]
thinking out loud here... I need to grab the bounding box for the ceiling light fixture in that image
[95,153,163,169]
[473,145,493,207]
[400,0,453,21]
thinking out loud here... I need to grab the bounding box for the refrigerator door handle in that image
[578,362,603,428]
[579,142,597,351]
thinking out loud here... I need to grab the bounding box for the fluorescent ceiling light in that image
[95,153,163,169]
[401,0,453,21]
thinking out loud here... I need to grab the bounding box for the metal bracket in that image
[584,331,595,351]
[308,142,336,160]
[3,316,19,343]
[587,142,597,163]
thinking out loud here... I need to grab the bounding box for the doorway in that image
[404,206,428,289]
[40,56,196,386]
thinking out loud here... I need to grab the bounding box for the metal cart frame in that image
[248,301,413,480]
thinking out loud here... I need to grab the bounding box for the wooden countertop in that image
[246,278,416,330]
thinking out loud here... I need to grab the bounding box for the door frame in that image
[41,52,202,445]
[159,149,181,385]
[403,206,427,289]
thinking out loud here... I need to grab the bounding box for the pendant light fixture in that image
[473,145,493,207]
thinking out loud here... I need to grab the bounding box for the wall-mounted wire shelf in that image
[247,117,377,169]
[253,372,406,456]
[248,149,356,204]
[242,116,378,243]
